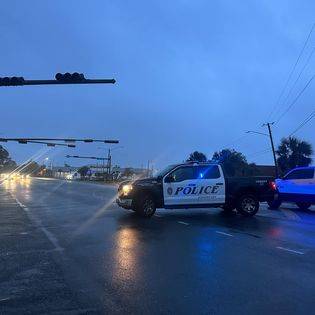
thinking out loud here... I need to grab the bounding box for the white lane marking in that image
[276,246,304,255]
[216,231,234,237]
[14,198,26,209]
[13,195,64,252]
[177,221,189,225]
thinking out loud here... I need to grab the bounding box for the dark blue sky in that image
[1,0,314,169]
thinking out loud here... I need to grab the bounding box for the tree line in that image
[0,135,313,178]
[0,145,45,175]
[0,146,17,172]
[187,136,313,176]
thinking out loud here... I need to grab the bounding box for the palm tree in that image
[276,137,313,174]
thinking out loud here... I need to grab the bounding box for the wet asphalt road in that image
[1,178,315,314]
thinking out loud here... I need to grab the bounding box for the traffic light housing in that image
[0,77,25,86]
[55,72,86,83]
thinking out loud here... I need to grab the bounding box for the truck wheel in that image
[296,202,312,211]
[236,194,259,217]
[135,196,156,218]
[268,200,282,210]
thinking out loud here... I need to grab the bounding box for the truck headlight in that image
[122,184,133,195]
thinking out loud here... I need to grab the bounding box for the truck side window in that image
[170,167,194,182]
[195,165,221,179]
[284,169,314,180]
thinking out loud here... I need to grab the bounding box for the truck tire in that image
[236,194,259,217]
[135,195,156,218]
[296,202,312,211]
[268,200,282,210]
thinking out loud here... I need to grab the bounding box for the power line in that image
[220,135,249,150]
[274,74,315,124]
[274,47,315,123]
[268,23,315,121]
[247,148,271,159]
[289,109,315,136]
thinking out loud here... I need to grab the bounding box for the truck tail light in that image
[269,181,277,191]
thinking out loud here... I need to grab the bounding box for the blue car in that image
[269,166,315,210]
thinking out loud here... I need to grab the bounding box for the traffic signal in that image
[55,72,86,83]
[0,77,25,86]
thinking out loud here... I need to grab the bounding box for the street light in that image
[44,157,53,172]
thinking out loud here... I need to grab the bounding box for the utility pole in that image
[147,160,152,177]
[262,122,279,178]
[97,146,123,180]
[107,148,112,176]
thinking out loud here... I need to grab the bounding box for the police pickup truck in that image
[268,166,315,210]
[117,162,276,217]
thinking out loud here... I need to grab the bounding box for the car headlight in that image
[122,184,133,195]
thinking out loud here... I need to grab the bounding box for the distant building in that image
[51,166,80,179]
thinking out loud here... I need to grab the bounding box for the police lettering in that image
[173,185,220,195]
[175,187,183,195]
[183,187,192,195]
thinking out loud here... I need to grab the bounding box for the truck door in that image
[163,166,196,206]
[195,165,225,204]
[163,165,225,207]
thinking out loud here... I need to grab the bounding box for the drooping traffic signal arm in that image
[22,78,116,86]
[26,141,76,148]
[0,138,119,144]
[0,73,116,86]
[66,155,108,161]
[4,139,75,147]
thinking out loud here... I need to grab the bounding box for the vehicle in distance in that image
[268,166,315,211]
[116,162,276,217]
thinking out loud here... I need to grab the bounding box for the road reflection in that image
[2,178,32,190]
[114,227,140,282]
